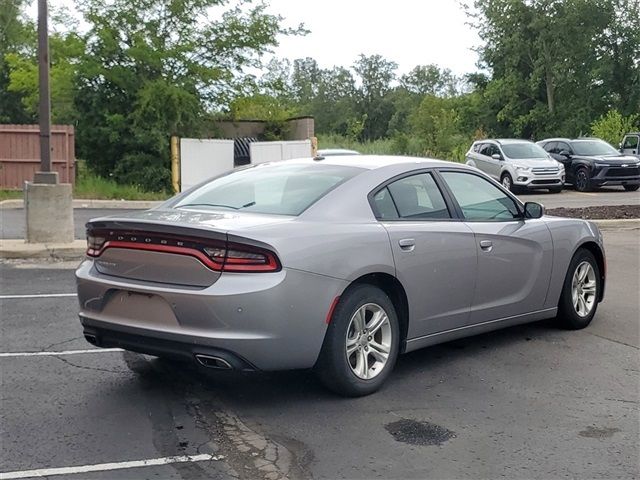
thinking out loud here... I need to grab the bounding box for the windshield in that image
[501,143,549,159]
[175,163,363,216]
[571,140,619,156]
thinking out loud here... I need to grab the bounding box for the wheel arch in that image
[346,273,410,352]
[575,241,606,302]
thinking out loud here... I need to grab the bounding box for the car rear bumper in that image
[76,259,347,371]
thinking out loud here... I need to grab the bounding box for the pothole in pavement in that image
[385,419,455,446]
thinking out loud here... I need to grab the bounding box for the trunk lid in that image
[86,208,291,287]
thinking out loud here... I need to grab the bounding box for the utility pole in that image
[24,0,73,244]
[35,0,56,184]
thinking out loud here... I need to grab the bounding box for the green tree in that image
[353,54,397,140]
[468,0,639,139]
[75,0,302,190]
[0,0,34,123]
[591,110,640,145]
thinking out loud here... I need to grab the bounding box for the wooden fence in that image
[0,124,75,189]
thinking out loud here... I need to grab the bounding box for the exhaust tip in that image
[84,334,98,346]
[195,354,233,370]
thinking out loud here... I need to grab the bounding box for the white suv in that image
[465,139,565,193]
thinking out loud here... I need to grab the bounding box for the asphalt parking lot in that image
[1,228,638,480]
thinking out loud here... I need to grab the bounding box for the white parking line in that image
[0,348,122,358]
[0,293,77,299]
[0,453,224,479]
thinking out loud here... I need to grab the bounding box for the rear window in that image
[174,163,363,216]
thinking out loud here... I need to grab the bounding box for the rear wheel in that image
[501,173,514,192]
[623,184,639,192]
[556,249,600,330]
[315,285,400,397]
[574,167,591,192]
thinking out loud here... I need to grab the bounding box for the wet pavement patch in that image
[579,426,620,439]
[385,419,455,446]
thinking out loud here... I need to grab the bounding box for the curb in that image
[591,219,640,230]
[0,239,86,261]
[0,199,162,209]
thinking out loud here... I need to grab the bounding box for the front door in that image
[438,170,554,323]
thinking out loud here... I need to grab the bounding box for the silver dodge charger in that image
[76,156,605,396]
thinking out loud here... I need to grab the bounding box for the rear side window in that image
[441,171,520,221]
[175,163,363,216]
[542,142,557,153]
[373,173,450,220]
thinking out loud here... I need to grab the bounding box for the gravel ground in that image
[547,204,640,219]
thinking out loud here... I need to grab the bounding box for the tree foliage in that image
[1,0,638,191]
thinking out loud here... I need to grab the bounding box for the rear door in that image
[437,170,554,323]
[371,171,477,338]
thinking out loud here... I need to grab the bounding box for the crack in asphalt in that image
[587,332,639,350]
[52,355,127,374]
[120,351,311,480]
[43,337,78,351]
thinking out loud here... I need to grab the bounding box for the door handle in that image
[398,238,415,251]
[479,240,493,251]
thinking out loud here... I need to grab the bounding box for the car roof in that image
[473,138,534,145]
[316,149,361,156]
[539,137,606,143]
[275,155,464,171]
[624,132,640,136]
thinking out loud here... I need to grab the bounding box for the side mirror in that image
[491,153,503,161]
[524,202,544,219]
[559,150,571,158]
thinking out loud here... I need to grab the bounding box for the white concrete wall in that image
[249,140,312,165]
[180,139,234,191]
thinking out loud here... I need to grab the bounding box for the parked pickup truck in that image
[620,132,640,158]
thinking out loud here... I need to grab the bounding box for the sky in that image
[30,0,481,76]
[266,0,481,76]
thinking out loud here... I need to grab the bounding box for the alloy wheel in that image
[502,175,512,190]
[345,303,392,380]
[571,261,597,317]
[576,170,588,191]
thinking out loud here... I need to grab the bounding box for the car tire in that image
[548,187,563,194]
[501,173,514,192]
[315,284,400,397]
[556,249,601,330]
[574,167,591,192]
[623,185,639,192]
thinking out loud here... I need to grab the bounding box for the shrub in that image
[591,110,640,146]
[112,152,171,193]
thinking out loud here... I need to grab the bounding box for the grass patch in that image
[0,189,24,201]
[74,173,169,200]
[317,134,399,155]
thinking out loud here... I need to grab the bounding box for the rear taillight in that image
[86,229,280,273]
[216,244,280,272]
[86,234,106,256]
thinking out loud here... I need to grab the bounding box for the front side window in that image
[622,136,639,149]
[479,144,496,157]
[373,173,450,220]
[556,142,572,154]
[441,171,521,221]
[175,163,363,216]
